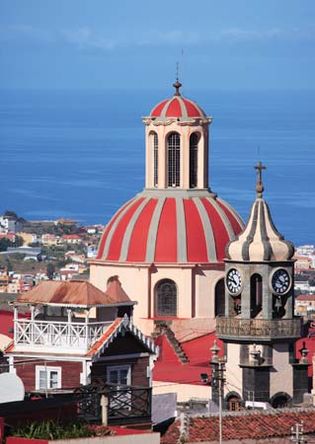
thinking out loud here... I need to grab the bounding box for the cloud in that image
[218,27,282,42]
[137,30,200,46]
[61,27,116,50]
[2,22,315,53]
[0,24,54,43]
[217,26,315,43]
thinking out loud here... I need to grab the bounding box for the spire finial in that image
[255,161,266,198]
[173,62,182,96]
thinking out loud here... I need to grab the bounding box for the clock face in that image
[226,268,242,295]
[271,269,290,294]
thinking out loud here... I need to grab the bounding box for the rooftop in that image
[296,294,315,301]
[15,278,132,307]
[161,408,315,443]
[153,331,223,385]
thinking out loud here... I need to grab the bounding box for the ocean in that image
[0,89,314,246]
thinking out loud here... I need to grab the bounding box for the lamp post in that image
[210,341,226,444]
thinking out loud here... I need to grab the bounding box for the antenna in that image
[257,145,261,157]
[176,61,179,81]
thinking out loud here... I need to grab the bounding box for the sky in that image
[1,0,315,91]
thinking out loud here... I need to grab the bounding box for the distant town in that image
[0,209,314,320]
[0,210,104,293]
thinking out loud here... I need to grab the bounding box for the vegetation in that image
[0,255,46,274]
[23,221,79,236]
[11,420,113,440]
[0,235,23,252]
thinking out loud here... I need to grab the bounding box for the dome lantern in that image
[143,81,212,191]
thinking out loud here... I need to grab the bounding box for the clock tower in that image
[216,163,309,408]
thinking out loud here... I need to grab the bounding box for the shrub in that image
[11,420,112,440]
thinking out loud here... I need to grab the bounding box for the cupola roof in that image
[226,162,295,262]
[150,80,207,120]
[96,190,244,264]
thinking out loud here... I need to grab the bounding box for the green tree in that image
[13,235,23,247]
[0,238,11,252]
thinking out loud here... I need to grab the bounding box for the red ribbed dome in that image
[97,192,244,264]
[150,95,207,119]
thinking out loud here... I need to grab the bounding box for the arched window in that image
[155,279,177,317]
[152,132,158,187]
[226,392,242,411]
[189,132,199,188]
[270,392,291,408]
[167,133,180,187]
[215,279,225,317]
[250,274,262,318]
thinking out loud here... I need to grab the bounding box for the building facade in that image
[5,279,157,407]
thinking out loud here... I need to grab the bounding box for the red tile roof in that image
[16,280,109,306]
[296,294,315,301]
[161,409,315,443]
[104,276,133,305]
[153,332,223,385]
[154,322,315,385]
[15,279,133,307]
[87,318,123,357]
[88,316,158,358]
[62,234,81,240]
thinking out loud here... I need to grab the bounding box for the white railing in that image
[14,319,112,352]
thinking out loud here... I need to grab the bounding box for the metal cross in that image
[254,161,266,197]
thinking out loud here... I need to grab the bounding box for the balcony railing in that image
[14,319,112,352]
[76,384,152,425]
[216,317,302,340]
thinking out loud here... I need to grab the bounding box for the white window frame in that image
[107,365,132,410]
[106,365,131,386]
[35,365,62,391]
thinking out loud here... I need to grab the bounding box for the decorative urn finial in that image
[173,78,182,96]
[173,62,182,96]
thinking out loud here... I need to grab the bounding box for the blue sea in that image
[0,89,314,246]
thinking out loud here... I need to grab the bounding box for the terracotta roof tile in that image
[296,294,315,301]
[104,276,132,304]
[86,318,123,357]
[161,409,315,443]
[16,280,131,307]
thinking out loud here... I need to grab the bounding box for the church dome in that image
[150,79,207,121]
[96,191,244,264]
[226,162,295,262]
[96,81,244,266]
[150,96,206,120]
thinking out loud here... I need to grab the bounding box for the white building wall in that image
[196,269,224,318]
[153,380,211,402]
[90,263,149,320]
[90,262,223,329]
[270,343,293,398]
[225,343,243,398]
